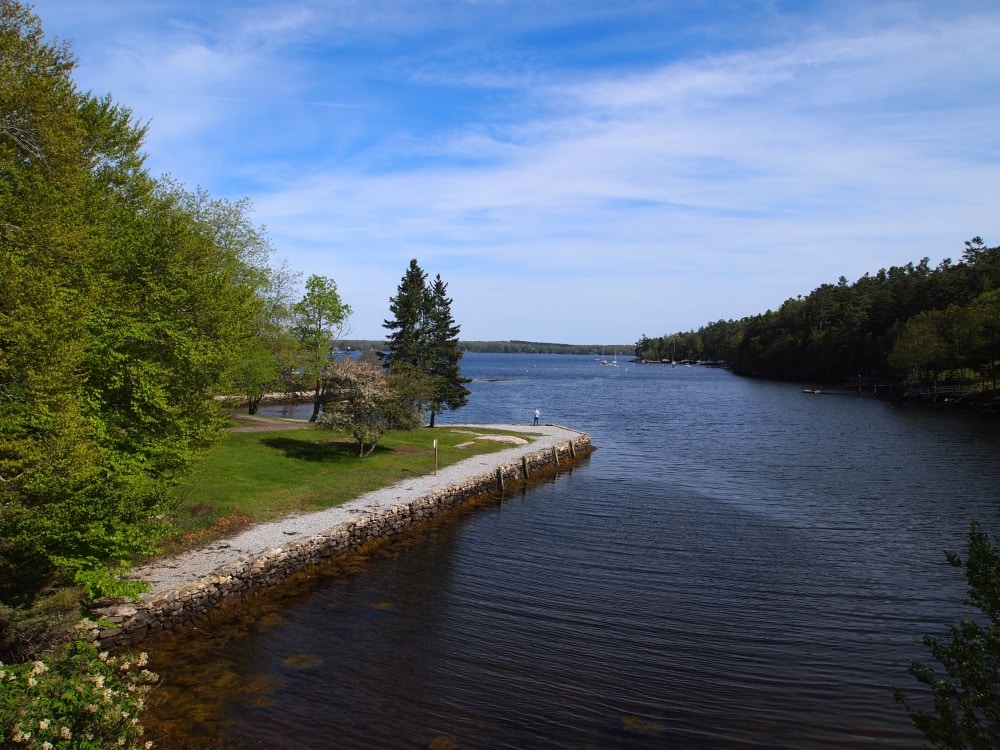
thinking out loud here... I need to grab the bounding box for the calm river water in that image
[145,353,1000,749]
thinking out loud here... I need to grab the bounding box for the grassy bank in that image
[162,416,536,552]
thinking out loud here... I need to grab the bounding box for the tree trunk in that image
[309,379,322,422]
[247,393,262,415]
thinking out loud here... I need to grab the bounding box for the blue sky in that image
[28,0,1000,344]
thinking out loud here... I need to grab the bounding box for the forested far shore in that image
[636,238,1000,394]
[340,340,637,356]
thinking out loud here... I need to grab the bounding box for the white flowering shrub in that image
[0,640,158,748]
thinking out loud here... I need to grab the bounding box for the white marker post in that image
[433,439,438,475]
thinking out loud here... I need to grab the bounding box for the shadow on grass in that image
[259,435,376,462]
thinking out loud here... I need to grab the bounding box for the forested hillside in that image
[636,238,1000,389]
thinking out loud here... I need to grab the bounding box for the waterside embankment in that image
[88,424,593,651]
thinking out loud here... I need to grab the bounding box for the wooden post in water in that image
[497,467,505,492]
[522,455,529,479]
[552,445,559,466]
[569,440,576,459]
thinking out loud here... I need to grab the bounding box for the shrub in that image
[0,640,158,749]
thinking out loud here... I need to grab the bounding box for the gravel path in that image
[131,424,586,599]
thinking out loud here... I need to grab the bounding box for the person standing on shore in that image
[534,409,541,426]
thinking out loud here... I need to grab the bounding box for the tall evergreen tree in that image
[382,260,470,425]
[382,259,430,371]
[425,274,470,427]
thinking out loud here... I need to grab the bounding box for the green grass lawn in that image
[163,417,538,551]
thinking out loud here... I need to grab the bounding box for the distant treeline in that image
[635,237,1000,388]
[342,340,636,356]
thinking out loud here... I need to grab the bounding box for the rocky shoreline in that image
[88,424,594,651]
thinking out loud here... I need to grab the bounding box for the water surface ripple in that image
[146,354,1000,749]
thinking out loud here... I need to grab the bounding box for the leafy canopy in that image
[0,0,290,605]
[293,274,353,421]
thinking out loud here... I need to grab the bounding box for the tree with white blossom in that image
[316,357,421,457]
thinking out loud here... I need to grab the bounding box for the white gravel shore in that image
[131,423,587,600]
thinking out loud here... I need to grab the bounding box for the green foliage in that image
[895,521,1000,749]
[424,274,471,426]
[0,640,158,749]
[889,289,1000,391]
[382,259,430,370]
[889,309,950,382]
[0,588,84,664]
[638,237,1000,386]
[967,290,1000,390]
[382,260,470,425]
[1,0,154,601]
[317,358,422,456]
[293,275,353,421]
[227,261,300,414]
[0,1,294,606]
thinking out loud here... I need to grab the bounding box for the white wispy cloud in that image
[27,0,1000,342]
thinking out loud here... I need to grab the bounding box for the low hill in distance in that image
[341,340,636,356]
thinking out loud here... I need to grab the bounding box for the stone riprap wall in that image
[91,432,593,651]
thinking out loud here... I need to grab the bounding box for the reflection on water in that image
[146,355,1000,749]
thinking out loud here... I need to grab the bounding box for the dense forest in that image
[635,238,1000,392]
[0,0,302,610]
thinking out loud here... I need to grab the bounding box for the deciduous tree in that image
[1,0,157,601]
[293,275,352,421]
[317,357,421,456]
[889,310,948,384]
[0,0,295,605]
[228,260,300,414]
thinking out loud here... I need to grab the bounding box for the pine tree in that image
[382,260,470,426]
[383,259,430,371]
[895,519,1000,749]
[425,274,470,427]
